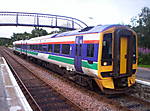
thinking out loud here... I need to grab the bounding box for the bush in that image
[138,53,150,65]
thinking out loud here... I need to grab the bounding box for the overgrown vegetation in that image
[131,7,150,66]
[0,38,11,46]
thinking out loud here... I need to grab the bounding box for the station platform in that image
[0,57,32,111]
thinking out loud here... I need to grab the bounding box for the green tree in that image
[0,38,11,46]
[131,7,150,48]
[11,28,48,42]
[31,27,48,38]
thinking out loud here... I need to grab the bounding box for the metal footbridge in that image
[0,12,88,30]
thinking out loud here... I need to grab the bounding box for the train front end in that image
[95,26,138,93]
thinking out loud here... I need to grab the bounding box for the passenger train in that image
[13,24,138,93]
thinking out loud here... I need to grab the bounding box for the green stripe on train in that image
[16,49,97,70]
[82,61,98,70]
[48,55,74,65]
[16,49,38,55]
[48,55,97,70]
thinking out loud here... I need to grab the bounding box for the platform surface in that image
[0,57,32,111]
[137,67,150,81]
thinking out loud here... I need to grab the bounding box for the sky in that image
[0,0,150,38]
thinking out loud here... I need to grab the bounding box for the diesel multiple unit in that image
[13,24,138,93]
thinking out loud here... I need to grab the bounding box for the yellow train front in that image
[96,25,137,93]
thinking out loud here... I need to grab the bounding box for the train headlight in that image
[103,62,107,66]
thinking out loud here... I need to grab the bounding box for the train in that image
[13,24,138,93]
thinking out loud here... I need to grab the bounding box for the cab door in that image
[74,36,83,72]
[120,37,127,74]
[113,29,133,77]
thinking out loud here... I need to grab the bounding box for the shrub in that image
[138,53,150,65]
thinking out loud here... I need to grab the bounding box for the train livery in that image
[13,24,138,93]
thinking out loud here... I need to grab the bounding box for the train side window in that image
[35,45,38,50]
[87,44,94,57]
[54,44,60,53]
[48,44,53,52]
[62,44,70,55]
[39,45,42,51]
[42,45,47,51]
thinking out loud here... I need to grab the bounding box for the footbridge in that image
[0,12,88,30]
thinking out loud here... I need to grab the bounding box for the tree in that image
[31,27,48,38]
[11,28,48,42]
[131,7,150,48]
[0,38,11,46]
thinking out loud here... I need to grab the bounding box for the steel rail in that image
[2,48,83,111]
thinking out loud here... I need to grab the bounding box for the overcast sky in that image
[0,0,150,38]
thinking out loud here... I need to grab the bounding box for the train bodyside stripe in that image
[15,48,98,70]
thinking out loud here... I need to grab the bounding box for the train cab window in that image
[62,44,70,55]
[87,44,94,57]
[54,44,60,53]
[102,33,112,66]
[48,44,53,52]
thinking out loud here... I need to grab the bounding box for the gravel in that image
[9,52,128,111]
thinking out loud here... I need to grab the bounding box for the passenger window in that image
[62,44,70,55]
[42,45,47,51]
[48,44,53,52]
[39,45,42,51]
[87,44,94,57]
[54,44,60,53]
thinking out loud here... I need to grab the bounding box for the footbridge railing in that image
[0,12,88,30]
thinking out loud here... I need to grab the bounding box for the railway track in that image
[0,47,82,111]
[1,47,150,111]
[105,93,150,111]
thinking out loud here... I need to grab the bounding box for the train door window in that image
[54,44,60,53]
[101,33,112,66]
[87,44,94,57]
[48,44,53,52]
[75,44,82,56]
[62,44,70,55]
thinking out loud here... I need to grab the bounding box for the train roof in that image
[28,24,126,40]
[54,24,126,38]
[13,24,128,44]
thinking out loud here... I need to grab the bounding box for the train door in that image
[74,36,83,72]
[113,29,133,76]
[120,37,127,74]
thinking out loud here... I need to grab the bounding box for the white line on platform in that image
[136,79,150,86]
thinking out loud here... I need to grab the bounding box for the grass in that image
[138,64,150,68]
